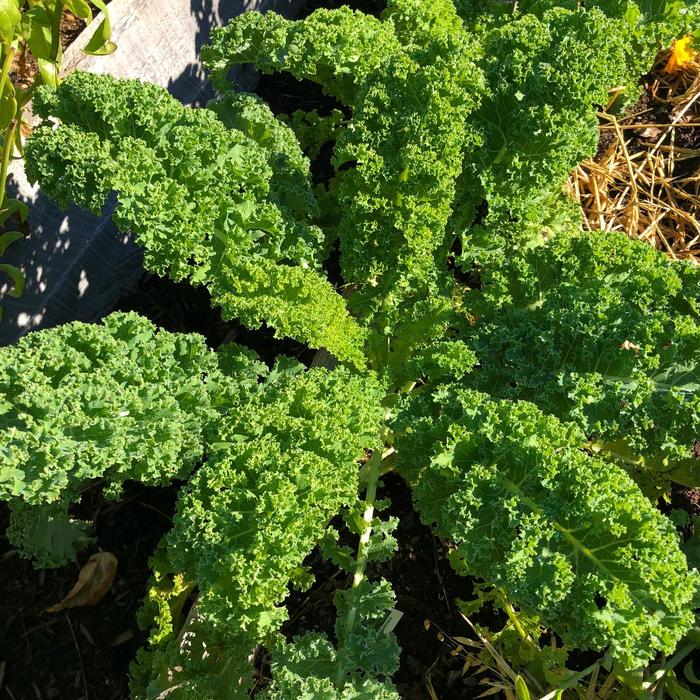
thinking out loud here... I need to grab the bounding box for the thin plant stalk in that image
[0,116,18,212]
[0,42,15,98]
[335,447,383,688]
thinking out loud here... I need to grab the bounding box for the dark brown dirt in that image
[0,483,178,700]
[373,475,488,699]
[60,12,87,51]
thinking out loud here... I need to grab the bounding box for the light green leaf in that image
[0,82,16,131]
[64,0,92,21]
[514,676,531,700]
[23,5,54,60]
[82,0,116,55]
[0,0,20,43]
[36,57,59,87]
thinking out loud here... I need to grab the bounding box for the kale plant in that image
[5,0,700,696]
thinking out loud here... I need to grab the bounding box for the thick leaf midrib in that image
[499,476,645,607]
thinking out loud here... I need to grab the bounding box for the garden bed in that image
[1,1,699,699]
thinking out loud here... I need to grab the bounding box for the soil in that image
[595,85,697,159]
[605,88,698,155]
[0,484,179,700]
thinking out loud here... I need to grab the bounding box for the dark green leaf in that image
[0,230,24,256]
[0,261,23,296]
[0,82,16,131]
[0,197,29,224]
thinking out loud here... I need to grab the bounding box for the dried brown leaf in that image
[45,552,118,613]
[639,126,663,139]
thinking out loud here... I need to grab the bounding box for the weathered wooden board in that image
[0,0,305,344]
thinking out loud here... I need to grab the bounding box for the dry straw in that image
[568,40,700,263]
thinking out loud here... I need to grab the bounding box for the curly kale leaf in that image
[263,579,400,700]
[333,5,482,326]
[516,0,699,48]
[0,312,264,567]
[284,108,345,160]
[6,499,93,569]
[332,0,483,290]
[0,311,220,506]
[207,254,366,370]
[262,633,399,699]
[25,72,365,367]
[333,578,400,682]
[394,386,699,669]
[451,0,697,264]
[458,6,663,232]
[462,229,700,480]
[261,576,400,698]
[208,91,320,222]
[203,7,400,106]
[130,364,384,699]
[204,0,484,342]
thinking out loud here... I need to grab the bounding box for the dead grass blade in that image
[568,46,700,263]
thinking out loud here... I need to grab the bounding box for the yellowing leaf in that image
[664,36,696,73]
[46,551,118,612]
